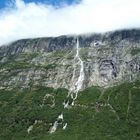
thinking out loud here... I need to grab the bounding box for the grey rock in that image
[0,29,140,90]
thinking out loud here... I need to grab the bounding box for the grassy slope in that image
[131,48,140,56]
[0,81,140,140]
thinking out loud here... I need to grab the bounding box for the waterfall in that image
[71,38,85,100]
[75,38,84,93]
[50,38,85,134]
[49,113,64,134]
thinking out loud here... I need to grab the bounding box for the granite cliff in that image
[0,29,140,90]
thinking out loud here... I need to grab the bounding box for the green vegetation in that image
[0,52,39,70]
[44,63,58,70]
[0,61,31,70]
[131,48,140,56]
[52,49,72,58]
[80,48,94,61]
[0,81,140,140]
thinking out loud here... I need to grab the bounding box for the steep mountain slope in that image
[0,29,140,90]
[0,29,140,139]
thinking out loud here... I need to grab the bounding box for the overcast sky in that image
[0,0,140,46]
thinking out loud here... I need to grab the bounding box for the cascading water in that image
[75,38,84,93]
[63,38,85,108]
[70,38,85,100]
[49,37,85,133]
[49,113,63,134]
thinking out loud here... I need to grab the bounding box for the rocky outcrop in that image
[0,29,140,90]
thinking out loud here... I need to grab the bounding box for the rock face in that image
[0,29,140,90]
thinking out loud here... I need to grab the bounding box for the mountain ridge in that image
[1,28,140,54]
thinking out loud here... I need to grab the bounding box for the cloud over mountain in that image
[0,0,140,45]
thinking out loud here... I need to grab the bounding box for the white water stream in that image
[49,113,64,134]
[75,38,84,93]
[70,38,84,100]
[50,38,85,134]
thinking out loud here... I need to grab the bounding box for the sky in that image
[0,0,140,45]
[0,0,79,8]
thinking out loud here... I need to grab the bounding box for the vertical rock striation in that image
[0,29,140,90]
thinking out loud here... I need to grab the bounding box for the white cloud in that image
[0,0,140,45]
